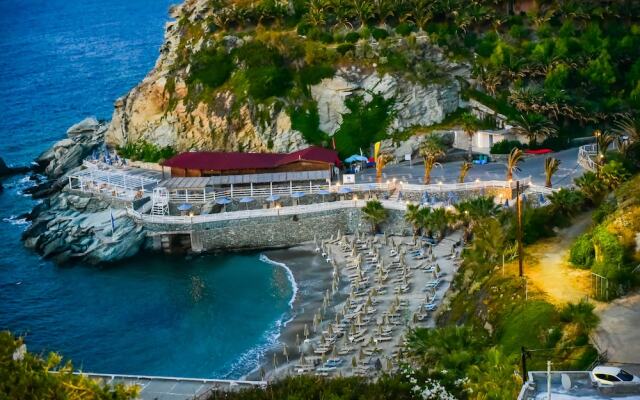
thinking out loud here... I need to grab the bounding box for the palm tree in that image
[594,129,615,164]
[471,217,506,265]
[544,157,561,188]
[409,0,434,31]
[574,171,607,206]
[427,207,451,239]
[361,200,388,233]
[547,188,584,220]
[375,152,394,182]
[510,112,557,145]
[465,347,521,399]
[456,196,502,223]
[460,112,480,161]
[599,160,630,190]
[350,0,373,28]
[419,135,445,184]
[506,147,524,181]
[303,0,329,28]
[458,161,472,183]
[372,0,394,25]
[404,203,421,236]
[415,207,431,237]
[613,114,640,144]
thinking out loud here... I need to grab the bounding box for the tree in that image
[547,188,584,220]
[599,160,630,190]
[0,331,138,400]
[372,0,394,24]
[594,129,615,163]
[544,157,561,188]
[582,50,616,92]
[426,207,451,239]
[375,152,394,182]
[575,171,607,206]
[460,112,480,161]
[419,135,445,184]
[510,112,557,145]
[506,147,524,181]
[350,0,373,28]
[465,347,521,399]
[458,161,472,183]
[471,217,506,265]
[361,200,388,233]
[404,203,421,236]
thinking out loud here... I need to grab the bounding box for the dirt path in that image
[507,212,593,305]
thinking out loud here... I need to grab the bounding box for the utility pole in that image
[517,181,524,277]
[547,360,553,400]
[521,346,528,384]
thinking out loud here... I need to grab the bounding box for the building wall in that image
[170,161,332,178]
[144,208,410,252]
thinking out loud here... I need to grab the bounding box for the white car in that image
[592,366,640,386]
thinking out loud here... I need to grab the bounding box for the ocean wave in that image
[221,254,299,379]
[2,216,30,226]
[259,253,298,309]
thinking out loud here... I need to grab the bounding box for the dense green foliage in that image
[0,331,137,400]
[333,93,395,158]
[490,139,527,154]
[117,140,177,163]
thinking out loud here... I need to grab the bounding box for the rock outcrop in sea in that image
[20,117,149,265]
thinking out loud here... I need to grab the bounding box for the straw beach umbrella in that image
[283,344,289,363]
[304,324,309,340]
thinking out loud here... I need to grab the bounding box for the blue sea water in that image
[0,0,294,378]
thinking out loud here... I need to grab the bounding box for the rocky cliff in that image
[105,0,466,155]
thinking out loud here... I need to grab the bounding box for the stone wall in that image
[145,208,410,252]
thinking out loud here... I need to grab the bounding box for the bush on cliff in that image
[117,140,176,163]
[0,331,137,400]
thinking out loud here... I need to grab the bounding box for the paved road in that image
[593,292,640,375]
[353,147,583,188]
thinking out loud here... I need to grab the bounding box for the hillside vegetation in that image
[153,0,640,155]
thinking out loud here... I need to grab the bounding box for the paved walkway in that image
[593,292,640,375]
[356,147,583,188]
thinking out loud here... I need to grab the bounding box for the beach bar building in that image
[162,146,339,177]
[154,147,341,208]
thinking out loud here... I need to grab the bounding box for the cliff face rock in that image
[311,70,459,135]
[105,0,464,154]
[22,191,147,265]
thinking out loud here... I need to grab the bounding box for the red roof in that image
[162,146,340,171]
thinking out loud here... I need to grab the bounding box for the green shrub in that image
[570,233,595,268]
[490,139,527,154]
[336,43,355,55]
[371,27,389,40]
[592,200,617,224]
[187,46,233,88]
[117,140,177,163]
[234,41,292,100]
[333,93,395,158]
[289,103,328,145]
[299,63,335,88]
[559,300,599,333]
[344,31,360,43]
[592,226,625,268]
[395,22,416,36]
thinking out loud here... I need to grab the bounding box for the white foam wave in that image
[2,216,30,226]
[259,253,298,309]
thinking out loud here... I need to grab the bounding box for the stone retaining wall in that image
[145,208,410,252]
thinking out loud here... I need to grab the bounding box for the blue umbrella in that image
[215,197,232,205]
[367,183,377,190]
[317,189,330,202]
[538,193,546,204]
[291,191,306,198]
[337,186,352,194]
[345,155,368,163]
[266,194,281,202]
[239,197,254,209]
[504,199,510,208]
[521,193,527,203]
[177,203,192,212]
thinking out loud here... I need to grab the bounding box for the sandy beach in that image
[247,228,463,381]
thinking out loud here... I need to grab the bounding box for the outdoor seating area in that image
[270,229,462,379]
[67,164,160,202]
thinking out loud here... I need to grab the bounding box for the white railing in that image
[129,199,407,225]
[168,182,393,204]
[578,144,598,172]
[63,371,265,388]
[398,178,531,194]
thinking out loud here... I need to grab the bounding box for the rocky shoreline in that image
[6,117,151,265]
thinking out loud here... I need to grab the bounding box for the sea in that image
[0,0,295,378]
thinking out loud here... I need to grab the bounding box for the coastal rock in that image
[0,157,31,177]
[22,191,148,265]
[36,118,107,179]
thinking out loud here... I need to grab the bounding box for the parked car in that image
[592,366,640,386]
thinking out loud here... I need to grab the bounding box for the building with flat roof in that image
[518,370,640,400]
[162,146,340,177]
